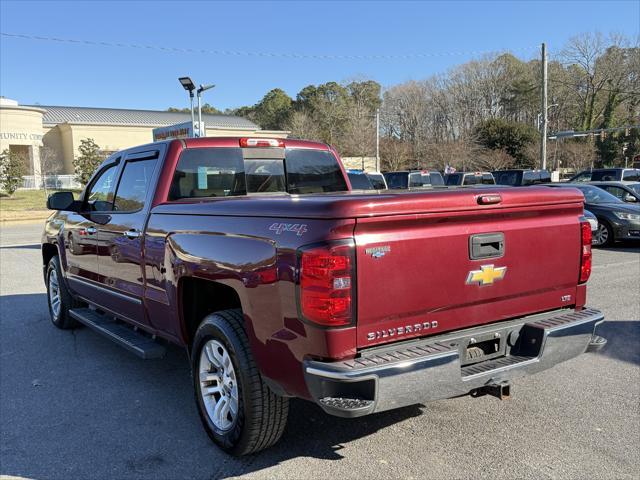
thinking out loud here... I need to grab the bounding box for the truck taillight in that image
[298,242,355,327]
[579,220,592,283]
[239,138,285,148]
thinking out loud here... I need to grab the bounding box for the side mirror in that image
[47,191,77,211]
[623,194,637,203]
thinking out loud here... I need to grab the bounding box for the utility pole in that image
[539,42,548,170]
[375,108,380,172]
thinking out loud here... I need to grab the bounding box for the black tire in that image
[593,220,614,247]
[46,255,79,329]
[192,309,289,456]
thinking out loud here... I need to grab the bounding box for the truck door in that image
[64,161,119,304]
[95,148,161,327]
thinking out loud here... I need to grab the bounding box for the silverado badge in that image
[466,265,507,286]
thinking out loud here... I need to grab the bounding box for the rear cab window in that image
[169,147,348,200]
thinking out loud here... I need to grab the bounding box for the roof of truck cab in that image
[181,137,329,149]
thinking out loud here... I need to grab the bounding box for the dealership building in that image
[0,97,287,187]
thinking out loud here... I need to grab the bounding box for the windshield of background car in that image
[591,170,618,181]
[576,185,622,204]
[384,172,408,189]
[429,172,444,185]
[445,173,463,185]
[409,172,435,187]
[366,173,386,189]
[622,170,640,181]
[348,172,374,189]
[493,171,519,185]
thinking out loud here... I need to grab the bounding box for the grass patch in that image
[0,189,81,212]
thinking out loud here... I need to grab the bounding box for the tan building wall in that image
[341,156,378,171]
[0,102,46,175]
[43,123,290,175]
[1,99,290,179]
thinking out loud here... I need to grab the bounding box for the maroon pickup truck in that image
[42,136,605,455]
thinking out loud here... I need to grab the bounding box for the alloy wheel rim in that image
[199,339,239,431]
[48,269,61,319]
[594,224,608,245]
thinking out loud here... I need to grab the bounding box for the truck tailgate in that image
[354,188,585,348]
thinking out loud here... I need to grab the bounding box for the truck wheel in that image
[46,256,79,329]
[192,309,289,455]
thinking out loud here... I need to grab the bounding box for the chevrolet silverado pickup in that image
[42,136,606,455]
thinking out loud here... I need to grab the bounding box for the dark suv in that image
[493,169,551,186]
[569,168,640,183]
[444,171,495,186]
[384,170,444,189]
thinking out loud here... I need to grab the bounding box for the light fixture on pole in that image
[178,77,196,137]
[196,83,215,138]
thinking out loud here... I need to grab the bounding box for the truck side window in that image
[113,159,158,212]
[170,148,246,199]
[85,164,118,212]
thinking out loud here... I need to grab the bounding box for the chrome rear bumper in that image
[304,308,605,417]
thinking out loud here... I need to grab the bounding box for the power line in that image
[0,32,539,61]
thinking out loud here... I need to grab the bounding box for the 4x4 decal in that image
[269,223,308,236]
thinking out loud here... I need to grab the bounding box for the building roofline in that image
[0,104,48,114]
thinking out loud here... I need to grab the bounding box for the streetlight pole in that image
[196,84,215,137]
[375,108,380,172]
[539,42,548,170]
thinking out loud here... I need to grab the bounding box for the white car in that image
[365,171,388,189]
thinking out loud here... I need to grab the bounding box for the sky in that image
[1,0,638,111]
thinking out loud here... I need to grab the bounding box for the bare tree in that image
[39,146,59,195]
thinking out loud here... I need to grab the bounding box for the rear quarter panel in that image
[143,212,356,398]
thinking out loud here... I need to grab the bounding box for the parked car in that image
[493,169,551,186]
[43,137,605,455]
[365,171,388,189]
[384,170,444,189]
[569,168,640,182]
[548,183,640,246]
[445,171,496,186]
[584,209,598,233]
[589,181,640,204]
[347,170,374,190]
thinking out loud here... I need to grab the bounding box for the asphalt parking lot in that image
[1,223,639,480]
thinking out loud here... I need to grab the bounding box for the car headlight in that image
[613,211,640,221]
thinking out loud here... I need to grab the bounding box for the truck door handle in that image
[85,226,97,235]
[124,230,141,239]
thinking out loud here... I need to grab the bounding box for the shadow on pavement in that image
[594,320,640,366]
[0,243,41,250]
[0,293,423,480]
[597,239,640,253]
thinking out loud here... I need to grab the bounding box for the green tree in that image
[0,149,27,196]
[474,118,539,167]
[74,138,105,186]
[167,103,221,115]
[253,88,293,130]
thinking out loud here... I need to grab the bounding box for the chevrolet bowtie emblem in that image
[466,265,507,286]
